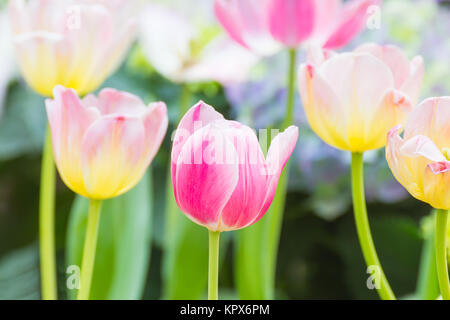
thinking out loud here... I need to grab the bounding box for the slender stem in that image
[208,230,220,300]
[282,48,297,130]
[416,211,440,300]
[435,209,450,300]
[180,84,191,118]
[39,125,57,300]
[351,152,396,300]
[77,199,103,300]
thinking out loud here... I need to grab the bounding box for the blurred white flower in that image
[139,0,259,85]
[0,9,16,117]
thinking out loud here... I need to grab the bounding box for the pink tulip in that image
[386,97,450,210]
[215,0,381,54]
[46,85,168,200]
[171,102,298,231]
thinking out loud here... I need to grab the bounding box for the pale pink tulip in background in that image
[171,102,298,232]
[9,0,138,97]
[215,0,381,55]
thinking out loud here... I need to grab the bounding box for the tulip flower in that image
[139,1,258,85]
[386,97,450,299]
[8,0,138,97]
[298,44,424,300]
[8,0,138,299]
[171,101,298,299]
[215,0,380,54]
[299,43,424,153]
[46,85,167,300]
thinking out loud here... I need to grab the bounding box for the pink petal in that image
[355,43,411,89]
[171,101,224,191]
[428,161,450,175]
[142,102,168,163]
[268,0,315,47]
[174,124,239,230]
[215,121,269,230]
[400,56,424,105]
[324,0,380,49]
[214,0,249,50]
[94,88,147,116]
[404,97,450,149]
[81,115,148,199]
[254,126,299,224]
[214,0,280,55]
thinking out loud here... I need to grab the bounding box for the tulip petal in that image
[268,0,315,47]
[424,162,450,210]
[355,43,411,89]
[142,102,169,163]
[174,124,239,230]
[171,101,224,187]
[81,115,147,199]
[46,85,100,194]
[321,53,394,151]
[255,126,299,223]
[404,97,450,150]
[324,0,379,49]
[400,56,424,105]
[216,121,268,230]
[94,88,147,116]
[298,63,350,150]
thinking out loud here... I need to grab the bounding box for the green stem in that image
[351,152,396,300]
[416,211,440,300]
[39,125,57,300]
[264,48,297,299]
[282,48,297,130]
[435,209,450,300]
[208,230,220,300]
[77,199,103,300]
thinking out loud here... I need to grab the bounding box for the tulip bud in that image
[171,101,298,231]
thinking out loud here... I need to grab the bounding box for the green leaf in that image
[66,171,153,300]
[0,243,40,300]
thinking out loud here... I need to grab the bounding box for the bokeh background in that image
[0,0,449,299]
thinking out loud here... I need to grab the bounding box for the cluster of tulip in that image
[5,0,449,300]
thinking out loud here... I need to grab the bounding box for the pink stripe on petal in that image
[214,0,249,49]
[268,0,315,47]
[171,101,224,194]
[218,122,268,230]
[324,0,379,49]
[95,88,147,116]
[174,125,239,230]
[428,161,450,175]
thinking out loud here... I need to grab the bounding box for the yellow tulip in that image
[8,0,138,97]
[298,43,424,152]
[386,97,450,210]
